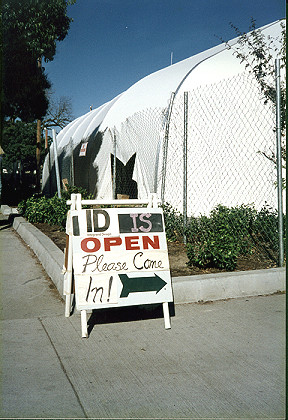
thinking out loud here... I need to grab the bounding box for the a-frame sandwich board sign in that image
[63,193,173,337]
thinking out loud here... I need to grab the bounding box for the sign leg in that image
[81,310,88,338]
[163,302,171,329]
[65,295,71,317]
[64,232,73,317]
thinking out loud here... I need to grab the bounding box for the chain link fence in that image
[158,71,285,268]
[161,73,279,214]
[107,71,285,268]
[44,68,285,269]
[108,107,165,200]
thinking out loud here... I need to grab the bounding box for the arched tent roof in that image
[43,19,284,212]
[57,93,123,149]
[56,20,282,150]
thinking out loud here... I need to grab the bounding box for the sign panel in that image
[79,142,88,156]
[70,207,173,310]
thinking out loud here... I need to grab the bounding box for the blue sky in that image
[45,0,285,119]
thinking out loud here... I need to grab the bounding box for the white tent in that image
[42,20,285,215]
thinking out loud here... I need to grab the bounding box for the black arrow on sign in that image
[119,273,167,298]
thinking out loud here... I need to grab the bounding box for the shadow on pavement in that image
[0,213,22,230]
[87,302,175,336]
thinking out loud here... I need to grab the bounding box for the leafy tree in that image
[1,96,74,171]
[2,8,51,122]
[220,18,286,178]
[1,0,75,191]
[1,121,44,172]
[1,120,50,203]
[223,18,286,131]
[1,0,74,121]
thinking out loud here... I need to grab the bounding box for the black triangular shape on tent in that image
[111,153,138,199]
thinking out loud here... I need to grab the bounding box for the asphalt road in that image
[0,222,285,419]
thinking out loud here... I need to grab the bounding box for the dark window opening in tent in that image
[111,153,138,199]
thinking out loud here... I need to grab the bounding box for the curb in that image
[13,216,64,296]
[8,211,285,304]
[1,204,19,216]
[172,268,285,303]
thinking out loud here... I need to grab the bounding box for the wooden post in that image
[45,128,48,152]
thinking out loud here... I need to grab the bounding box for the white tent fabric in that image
[42,20,284,214]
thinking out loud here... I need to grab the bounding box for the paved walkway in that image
[0,220,286,419]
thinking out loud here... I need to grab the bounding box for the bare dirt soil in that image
[34,222,277,277]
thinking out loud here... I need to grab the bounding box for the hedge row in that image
[18,193,285,271]
[162,202,285,271]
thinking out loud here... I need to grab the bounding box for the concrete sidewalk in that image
[0,217,286,419]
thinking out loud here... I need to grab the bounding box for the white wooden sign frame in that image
[63,193,173,337]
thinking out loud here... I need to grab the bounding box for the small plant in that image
[161,203,184,242]
[252,203,286,256]
[18,192,285,271]
[60,185,94,201]
[185,204,255,271]
[18,185,94,230]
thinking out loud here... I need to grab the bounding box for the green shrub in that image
[18,195,49,224]
[186,205,255,271]
[251,203,286,260]
[61,185,94,201]
[18,186,94,231]
[253,203,279,251]
[161,203,184,242]
[18,192,285,271]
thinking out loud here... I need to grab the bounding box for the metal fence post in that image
[52,129,61,199]
[113,128,117,199]
[275,58,284,266]
[70,137,74,187]
[153,136,162,194]
[183,92,188,244]
[48,144,52,196]
[161,92,175,203]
